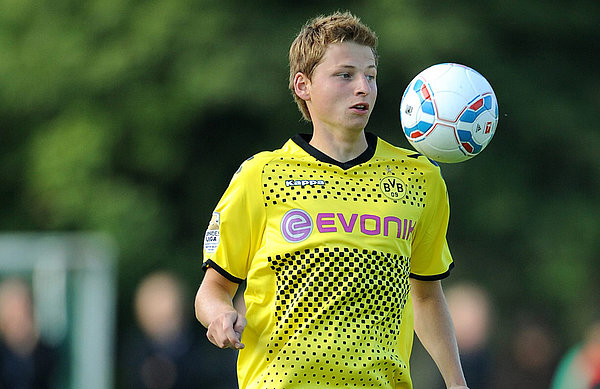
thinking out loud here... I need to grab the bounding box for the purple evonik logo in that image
[280,209,313,243]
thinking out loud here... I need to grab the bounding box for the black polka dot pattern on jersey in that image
[263,247,410,387]
[253,156,427,387]
[262,159,427,208]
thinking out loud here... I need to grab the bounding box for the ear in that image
[293,72,311,101]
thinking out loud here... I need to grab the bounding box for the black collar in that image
[291,132,378,170]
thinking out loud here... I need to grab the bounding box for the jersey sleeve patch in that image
[203,212,221,254]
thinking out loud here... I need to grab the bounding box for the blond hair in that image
[289,11,378,121]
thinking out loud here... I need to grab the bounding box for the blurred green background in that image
[1,0,599,387]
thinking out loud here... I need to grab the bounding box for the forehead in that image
[320,41,376,68]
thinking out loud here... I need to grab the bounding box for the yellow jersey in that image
[203,133,454,388]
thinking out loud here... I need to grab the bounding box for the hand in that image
[206,310,247,350]
[448,386,470,389]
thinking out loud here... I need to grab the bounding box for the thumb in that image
[233,314,247,338]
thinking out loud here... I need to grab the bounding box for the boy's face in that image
[300,41,377,133]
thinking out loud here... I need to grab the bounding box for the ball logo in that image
[485,121,493,134]
[281,209,313,243]
[380,176,407,200]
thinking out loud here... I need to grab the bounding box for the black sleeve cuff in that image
[409,262,454,281]
[202,259,245,284]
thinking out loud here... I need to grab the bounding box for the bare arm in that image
[195,268,246,350]
[411,278,469,389]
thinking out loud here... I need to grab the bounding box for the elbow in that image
[194,285,208,327]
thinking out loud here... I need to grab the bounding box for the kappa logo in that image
[285,179,326,187]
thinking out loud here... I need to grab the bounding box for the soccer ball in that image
[399,63,499,163]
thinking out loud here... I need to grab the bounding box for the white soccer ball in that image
[399,63,499,163]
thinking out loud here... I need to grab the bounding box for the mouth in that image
[350,103,370,112]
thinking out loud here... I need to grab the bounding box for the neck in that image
[309,128,368,163]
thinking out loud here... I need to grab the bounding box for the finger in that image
[233,315,247,335]
[223,325,244,350]
[233,331,245,349]
[233,316,247,349]
[207,321,235,349]
[206,329,221,348]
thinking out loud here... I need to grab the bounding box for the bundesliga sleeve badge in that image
[203,212,221,254]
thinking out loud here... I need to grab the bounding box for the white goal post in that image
[0,233,117,389]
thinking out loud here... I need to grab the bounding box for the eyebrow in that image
[336,64,377,70]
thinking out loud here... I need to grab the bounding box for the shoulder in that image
[375,136,444,176]
[374,136,448,199]
[233,151,277,177]
[233,139,299,176]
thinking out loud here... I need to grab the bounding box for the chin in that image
[346,117,370,131]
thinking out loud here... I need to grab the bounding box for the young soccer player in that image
[195,11,469,389]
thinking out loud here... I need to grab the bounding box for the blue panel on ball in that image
[413,79,424,91]
[484,95,492,109]
[421,101,434,115]
[457,129,472,142]
[460,95,494,124]
[417,120,434,133]
[404,124,418,137]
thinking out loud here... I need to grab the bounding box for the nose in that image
[355,75,372,96]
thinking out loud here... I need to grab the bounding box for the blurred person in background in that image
[492,312,559,389]
[0,277,59,389]
[551,316,600,389]
[121,270,237,389]
[437,282,493,389]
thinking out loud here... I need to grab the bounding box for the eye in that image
[338,73,352,79]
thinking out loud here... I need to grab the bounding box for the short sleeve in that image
[202,154,269,282]
[409,166,454,280]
